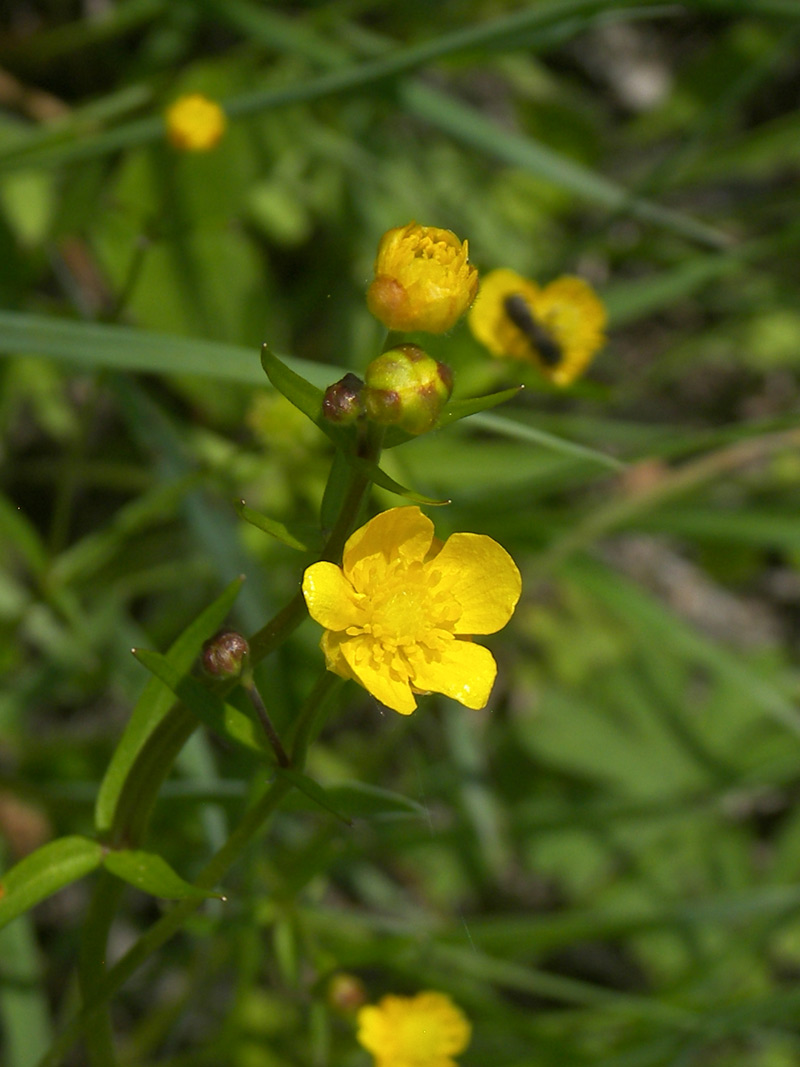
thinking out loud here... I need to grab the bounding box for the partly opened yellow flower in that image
[367,222,479,334]
[468,267,607,386]
[357,991,471,1067]
[165,93,227,151]
[302,507,520,715]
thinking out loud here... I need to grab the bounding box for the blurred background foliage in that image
[2,1,800,1065]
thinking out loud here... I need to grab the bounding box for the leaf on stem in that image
[351,454,450,505]
[132,648,272,758]
[103,850,222,901]
[95,576,245,834]
[276,768,352,826]
[235,499,321,552]
[0,837,104,932]
[383,385,524,448]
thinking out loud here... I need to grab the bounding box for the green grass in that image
[2,2,800,1065]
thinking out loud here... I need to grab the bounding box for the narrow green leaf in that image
[351,455,450,505]
[95,576,244,834]
[103,850,220,901]
[0,310,334,388]
[382,386,523,449]
[132,648,270,758]
[0,492,48,578]
[276,769,352,826]
[0,837,104,932]
[261,344,326,423]
[401,80,731,249]
[260,345,361,451]
[235,499,319,552]
[323,782,426,819]
[438,386,524,427]
[469,411,625,470]
[0,913,53,1067]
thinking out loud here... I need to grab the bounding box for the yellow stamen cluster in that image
[367,222,479,334]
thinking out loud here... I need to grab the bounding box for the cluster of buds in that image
[322,344,453,437]
[322,222,473,436]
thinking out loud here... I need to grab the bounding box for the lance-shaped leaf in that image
[132,648,271,759]
[95,576,244,834]
[103,850,221,901]
[383,385,524,448]
[350,454,449,506]
[235,500,321,553]
[261,345,361,451]
[0,837,104,931]
[276,768,352,826]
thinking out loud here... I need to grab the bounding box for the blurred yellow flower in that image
[357,991,471,1067]
[468,267,607,386]
[302,507,520,715]
[367,222,479,334]
[165,93,226,151]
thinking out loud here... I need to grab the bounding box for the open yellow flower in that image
[367,222,479,334]
[302,507,520,715]
[165,93,227,152]
[468,267,607,386]
[357,991,471,1067]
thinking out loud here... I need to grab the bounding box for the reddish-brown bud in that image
[321,373,365,424]
[327,972,367,1015]
[202,631,249,679]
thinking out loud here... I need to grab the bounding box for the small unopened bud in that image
[202,631,249,679]
[363,344,453,435]
[321,373,365,424]
[327,972,367,1015]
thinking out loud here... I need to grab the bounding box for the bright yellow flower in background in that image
[468,267,607,386]
[302,507,520,715]
[165,93,227,151]
[367,222,479,334]
[357,991,471,1067]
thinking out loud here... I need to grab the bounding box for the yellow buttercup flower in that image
[367,222,479,334]
[302,507,520,715]
[357,991,471,1067]
[165,93,227,151]
[468,267,607,386]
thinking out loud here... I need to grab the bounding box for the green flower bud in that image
[363,344,453,436]
[202,631,249,679]
[321,373,365,424]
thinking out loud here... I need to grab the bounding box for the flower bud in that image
[321,373,365,424]
[165,93,227,152]
[366,222,478,334]
[326,973,367,1015]
[363,344,453,436]
[202,630,249,679]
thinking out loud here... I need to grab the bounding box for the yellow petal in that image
[468,267,541,362]
[427,533,521,634]
[320,630,355,680]
[532,275,607,387]
[339,637,418,715]
[302,562,364,630]
[409,639,498,709]
[343,506,434,580]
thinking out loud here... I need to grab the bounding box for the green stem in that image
[77,873,125,1067]
[65,424,385,1067]
[38,667,339,1067]
[66,389,386,1067]
[243,677,290,768]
